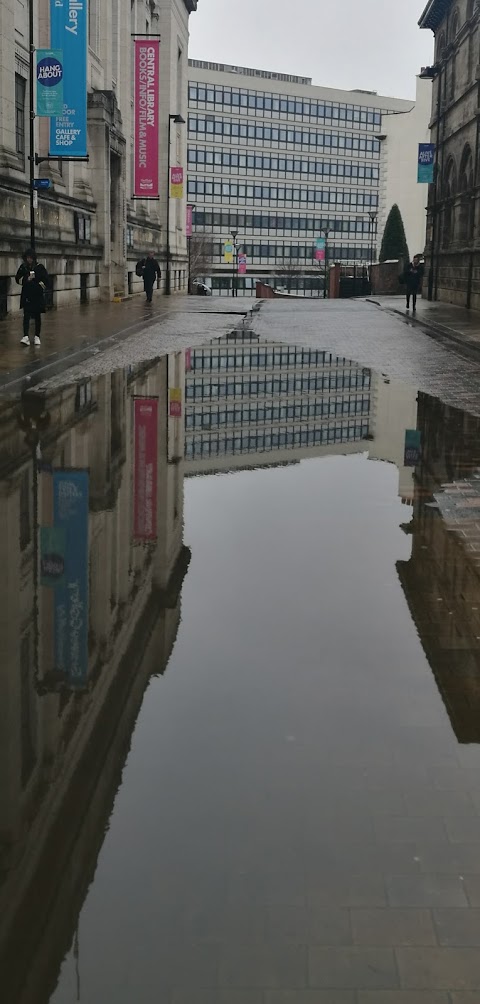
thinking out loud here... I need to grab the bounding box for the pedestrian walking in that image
[400,254,425,312]
[136,251,161,303]
[15,249,49,346]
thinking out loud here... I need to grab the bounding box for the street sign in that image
[33,178,51,191]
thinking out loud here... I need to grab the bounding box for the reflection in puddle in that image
[1,337,480,1002]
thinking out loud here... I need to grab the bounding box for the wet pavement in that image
[2,326,480,1002]
[366,296,480,359]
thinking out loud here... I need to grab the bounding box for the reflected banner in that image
[53,470,89,687]
[133,398,158,540]
[404,429,422,467]
[133,39,160,198]
[49,0,88,157]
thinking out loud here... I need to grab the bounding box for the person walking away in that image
[401,254,425,312]
[136,251,161,303]
[16,249,49,346]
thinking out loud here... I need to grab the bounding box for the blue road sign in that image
[32,178,51,190]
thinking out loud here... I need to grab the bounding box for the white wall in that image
[378,76,432,260]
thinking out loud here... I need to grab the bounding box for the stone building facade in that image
[419,0,480,306]
[0,0,196,315]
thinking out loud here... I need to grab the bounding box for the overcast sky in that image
[189,0,434,100]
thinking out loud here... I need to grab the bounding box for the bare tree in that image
[188,230,214,291]
[276,257,303,293]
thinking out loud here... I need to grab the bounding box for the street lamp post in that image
[231,230,238,298]
[322,227,332,299]
[187,203,195,294]
[28,0,36,253]
[165,113,185,296]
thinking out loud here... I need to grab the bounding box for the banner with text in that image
[133,398,158,540]
[133,39,160,198]
[404,429,422,467]
[224,241,233,263]
[418,143,435,183]
[169,387,182,417]
[314,237,326,261]
[170,166,184,199]
[53,470,89,688]
[36,49,63,117]
[49,0,88,157]
[238,253,247,275]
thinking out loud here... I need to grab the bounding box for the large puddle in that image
[2,333,480,1002]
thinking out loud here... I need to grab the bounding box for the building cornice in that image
[419,0,453,31]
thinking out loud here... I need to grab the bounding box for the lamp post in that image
[165,113,185,296]
[322,227,332,299]
[231,230,238,298]
[187,203,195,294]
[28,0,36,253]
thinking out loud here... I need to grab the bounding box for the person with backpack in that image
[136,251,161,303]
[400,254,425,312]
[15,249,49,346]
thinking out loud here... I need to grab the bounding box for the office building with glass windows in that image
[187,61,430,293]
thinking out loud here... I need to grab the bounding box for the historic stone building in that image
[0,0,196,314]
[419,0,480,306]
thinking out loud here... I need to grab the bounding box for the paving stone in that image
[265,905,352,945]
[358,993,449,1004]
[307,873,387,908]
[396,946,480,989]
[444,816,480,843]
[463,875,480,906]
[386,874,469,908]
[308,946,398,989]
[415,843,480,875]
[433,908,480,945]
[171,994,264,1004]
[266,993,356,1004]
[373,816,449,844]
[218,944,307,988]
[351,909,437,946]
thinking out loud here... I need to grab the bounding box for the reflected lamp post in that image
[231,230,238,298]
[322,227,332,299]
[166,113,186,296]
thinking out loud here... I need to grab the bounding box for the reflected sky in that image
[2,337,480,1003]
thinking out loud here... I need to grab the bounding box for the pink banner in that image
[185,348,192,372]
[169,401,182,417]
[186,204,193,238]
[238,254,247,275]
[133,39,160,198]
[133,398,158,540]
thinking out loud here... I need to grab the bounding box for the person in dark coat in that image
[137,251,161,303]
[15,249,49,345]
[401,254,425,312]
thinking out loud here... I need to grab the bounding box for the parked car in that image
[192,280,212,296]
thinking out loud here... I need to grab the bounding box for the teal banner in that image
[418,143,435,184]
[36,49,64,117]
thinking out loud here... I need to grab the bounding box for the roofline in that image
[418,0,452,31]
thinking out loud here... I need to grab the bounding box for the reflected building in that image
[397,392,480,744]
[0,352,189,1004]
[184,333,418,503]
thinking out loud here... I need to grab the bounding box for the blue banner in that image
[49,0,88,157]
[404,429,422,467]
[53,470,89,687]
[418,143,435,183]
[36,49,64,116]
